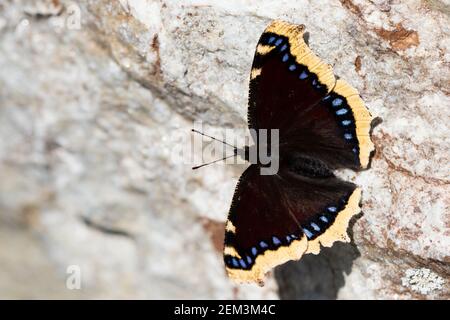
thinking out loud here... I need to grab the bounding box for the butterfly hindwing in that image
[223,165,308,284]
[248,20,374,170]
[224,160,361,284]
[273,155,361,255]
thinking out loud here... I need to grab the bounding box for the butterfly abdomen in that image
[287,154,334,178]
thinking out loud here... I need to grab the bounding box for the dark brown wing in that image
[248,20,374,169]
[224,163,361,284]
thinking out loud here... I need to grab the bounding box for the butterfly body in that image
[286,154,334,178]
[223,20,375,284]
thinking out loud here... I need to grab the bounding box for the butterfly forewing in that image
[248,20,374,170]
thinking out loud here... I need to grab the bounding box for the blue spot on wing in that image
[342,119,352,126]
[289,64,296,71]
[336,108,348,115]
[268,36,276,44]
[320,216,329,223]
[311,222,320,232]
[232,258,239,268]
[303,228,313,239]
[299,70,308,79]
[332,98,343,107]
[239,259,247,268]
[260,241,268,249]
[272,236,281,245]
[327,206,337,213]
[251,247,258,256]
[275,38,283,46]
[282,53,289,62]
[280,44,288,52]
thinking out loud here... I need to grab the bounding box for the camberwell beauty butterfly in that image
[195,20,374,285]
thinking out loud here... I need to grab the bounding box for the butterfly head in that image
[236,145,251,162]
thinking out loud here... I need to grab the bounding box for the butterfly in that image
[222,20,374,285]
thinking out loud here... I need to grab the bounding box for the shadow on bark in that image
[275,213,362,300]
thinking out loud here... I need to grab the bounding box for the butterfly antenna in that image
[192,153,237,170]
[191,129,237,149]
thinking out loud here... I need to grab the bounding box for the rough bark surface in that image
[0,0,448,299]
